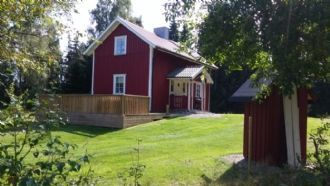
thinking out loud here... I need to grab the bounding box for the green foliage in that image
[167,0,330,96]
[0,1,73,105]
[308,119,330,184]
[61,35,92,93]
[169,19,179,42]
[89,0,142,37]
[310,82,330,116]
[180,23,191,43]
[0,90,95,185]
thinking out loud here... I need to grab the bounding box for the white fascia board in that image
[191,67,204,80]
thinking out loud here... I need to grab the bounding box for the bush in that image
[308,118,330,184]
[0,90,95,185]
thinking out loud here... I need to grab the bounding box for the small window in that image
[182,83,186,93]
[114,35,127,55]
[195,83,201,98]
[113,74,126,94]
[170,80,174,92]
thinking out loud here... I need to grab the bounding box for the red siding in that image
[169,95,188,110]
[206,84,210,111]
[297,88,308,162]
[94,25,149,96]
[243,88,308,166]
[151,50,192,112]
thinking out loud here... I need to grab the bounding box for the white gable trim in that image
[84,17,155,56]
[191,68,214,84]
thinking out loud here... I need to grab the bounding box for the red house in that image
[84,17,217,113]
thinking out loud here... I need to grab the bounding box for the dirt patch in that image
[221,154,245,164]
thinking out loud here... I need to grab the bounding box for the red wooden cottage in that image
[84,17,217,113]
[231,79,311,166]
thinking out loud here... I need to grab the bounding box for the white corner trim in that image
[113,74,126,95]
[148,46,154,111]
[283,88,301,167]
[91,52,95,95]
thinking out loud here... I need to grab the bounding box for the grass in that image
[1,114,326,185]
[53,114,244,185]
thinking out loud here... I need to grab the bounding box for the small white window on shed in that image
[114,35,127,55]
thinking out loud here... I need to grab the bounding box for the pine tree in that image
[62,35,92,93]
[180,23,191,42]
[169,19,179,42]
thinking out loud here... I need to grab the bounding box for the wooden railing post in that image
[121,95,126,115]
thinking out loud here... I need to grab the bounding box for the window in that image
[170,80,174,92]
[114,35,127,55]
[195,83,202,98]
[113,74,126,94]
[182,82,186,93]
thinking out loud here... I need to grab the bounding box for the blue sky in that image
[60,0,169,52]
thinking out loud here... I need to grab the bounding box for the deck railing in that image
[41,94,149,115]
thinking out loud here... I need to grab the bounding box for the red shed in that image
[84,17,217,113]
[231,79,310,166]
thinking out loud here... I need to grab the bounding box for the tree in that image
[169,19,179,41]
[0,1,67,102]
[89,0,142,36]
[180,23,192,43]
[0,1,95,184]
[166,0,330,97]
[62,35,92,93]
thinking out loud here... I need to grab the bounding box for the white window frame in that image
[114,35,127,56]
[195,83,202,98]
[113,74,126,95]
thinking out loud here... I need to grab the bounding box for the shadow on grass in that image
[52,124,119,138]
[201,159,323,186]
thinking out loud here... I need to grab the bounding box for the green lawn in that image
[1,114,325,185]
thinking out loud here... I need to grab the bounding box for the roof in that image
[167,66,214,84]
[167,66,203,79]
[83,17,217,69]
[230,79,271,102]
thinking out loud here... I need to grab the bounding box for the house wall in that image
[192,75,211,111]
[243,88,308,166]
[206,84,210,111]
[94,24,149,96]
[152,50,193,112]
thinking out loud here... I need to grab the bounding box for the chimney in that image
[154,27,169,39]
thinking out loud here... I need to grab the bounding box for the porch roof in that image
[167,66,203,79]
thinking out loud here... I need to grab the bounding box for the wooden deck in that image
[41,94,165,128]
